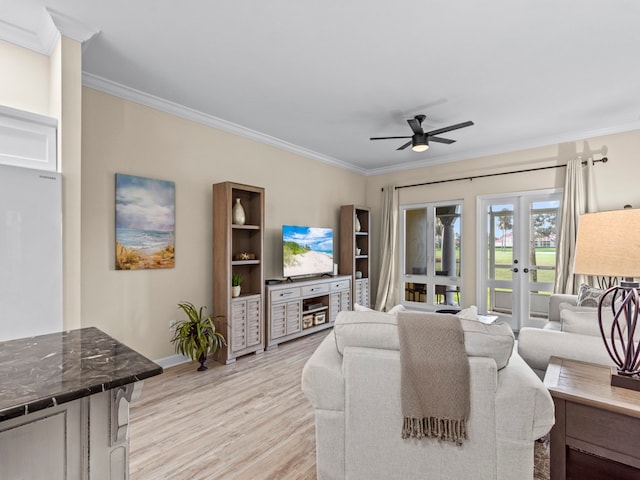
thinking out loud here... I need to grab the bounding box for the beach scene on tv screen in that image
[283,226,333,277]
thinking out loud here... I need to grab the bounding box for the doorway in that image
[477,190,562,331]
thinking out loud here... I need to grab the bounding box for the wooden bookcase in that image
[340,205,370,308]
[212,182,265,364]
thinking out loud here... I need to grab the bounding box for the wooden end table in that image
[544,356,640,480]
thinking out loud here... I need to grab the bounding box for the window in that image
[400,200,463,309]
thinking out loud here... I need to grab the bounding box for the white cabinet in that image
[266,275,351,349]
[0,105,57,171]
[231,295,262,352]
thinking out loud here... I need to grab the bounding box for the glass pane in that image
[435,283,460,307]
[492,288,513,314]
[435,204,461,277]
[405,208,427,275]
[529,290,550,318]
[404,282,427,303]
[528,200,559,285]
[487,204,513,281]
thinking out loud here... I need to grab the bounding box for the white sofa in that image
[517,293,618,379]
[301,310,555,480]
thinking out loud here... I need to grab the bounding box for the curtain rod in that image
[386,157,608,191]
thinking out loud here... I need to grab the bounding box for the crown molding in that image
[45,7,99,45]
[0,9,98,56]
[82,72,366,175]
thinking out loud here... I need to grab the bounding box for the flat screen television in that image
[282,225,334,278]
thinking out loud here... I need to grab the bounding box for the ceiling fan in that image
[370,115,474,152]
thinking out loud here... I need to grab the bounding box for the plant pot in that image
[232,285,241,298]
[197,353,208,371]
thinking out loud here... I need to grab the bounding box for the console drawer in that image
[301,283,329,297]
[270,287,301,302]
[331,279,350,291]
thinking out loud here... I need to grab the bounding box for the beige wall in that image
[81,88,366,359]
[5,37,640,361]
[365,131,640,308]
[0,40,51,116]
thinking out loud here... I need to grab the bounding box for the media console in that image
[265,275,351,349]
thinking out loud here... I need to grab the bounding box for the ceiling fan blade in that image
[397,140,412,151]
[370,136,412,140]
[407,118,424,135]
[426,120,474,137]
[429,136,456,144]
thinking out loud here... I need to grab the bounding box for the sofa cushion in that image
[577,283,613,307]
[333,310,515,369]
[559,302,618,337]
[354,303,405,314]
[334,310,400,353]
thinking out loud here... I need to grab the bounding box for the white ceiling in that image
[3,1,640,174]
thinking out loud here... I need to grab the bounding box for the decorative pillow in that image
[387,304,406,315]
[353,303,405,314]
[456,305,479,321]
[353,303,374,312]
[577,283,613,307]
[457,317,514,369]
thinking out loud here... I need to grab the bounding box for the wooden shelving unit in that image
[265,275,351,349]
[212,182,265,364]
[340,205,370,308]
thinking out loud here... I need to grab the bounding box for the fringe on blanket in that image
[402,416,467,446]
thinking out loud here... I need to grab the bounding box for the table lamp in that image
[573,209,640,390]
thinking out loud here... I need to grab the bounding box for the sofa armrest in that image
[517,327,614,376]
[495,352,554,441]
[549,294,578,323]
[301,332,344,411]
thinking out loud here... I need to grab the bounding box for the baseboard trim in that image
[154,354,191,369]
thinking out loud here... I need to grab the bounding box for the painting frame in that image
[115,173,175,270]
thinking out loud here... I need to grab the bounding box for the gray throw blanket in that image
[398,311,470,445]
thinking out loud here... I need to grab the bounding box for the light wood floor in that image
[130,329,549,480]
[129,331,326,480]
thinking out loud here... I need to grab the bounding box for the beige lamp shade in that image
[573,209,640,278]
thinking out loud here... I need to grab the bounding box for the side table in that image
[544,356,640,480]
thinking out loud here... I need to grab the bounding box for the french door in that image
[400,200,463,310]
[477,190,562,331]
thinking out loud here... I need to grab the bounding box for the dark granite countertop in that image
[0,327,163,422]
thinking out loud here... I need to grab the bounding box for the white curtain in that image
[554,158,596,294]
[375,185,399,311]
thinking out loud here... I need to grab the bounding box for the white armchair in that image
[302,310,555,480]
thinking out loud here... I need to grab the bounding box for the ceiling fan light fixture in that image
[411,134,429,152]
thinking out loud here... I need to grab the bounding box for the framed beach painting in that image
[115,173,175,270]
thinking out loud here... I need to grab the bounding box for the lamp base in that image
[611,368,640,391]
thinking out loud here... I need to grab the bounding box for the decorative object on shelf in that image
[355,215,361,233]
[356,271,363,279]
[302,315,314,329]
[232,273,242,298]
[232,198,246,225]
[115,173,175,270]
[573,208,640,390]
[356,248,361,255]
[233,252,256,261]
[170,302,226,371]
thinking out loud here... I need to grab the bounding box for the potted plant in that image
[232,273,242,298]
[170,301,226,371]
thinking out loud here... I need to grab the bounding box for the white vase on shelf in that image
[355,216,361,233]
[232,198,246,225]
